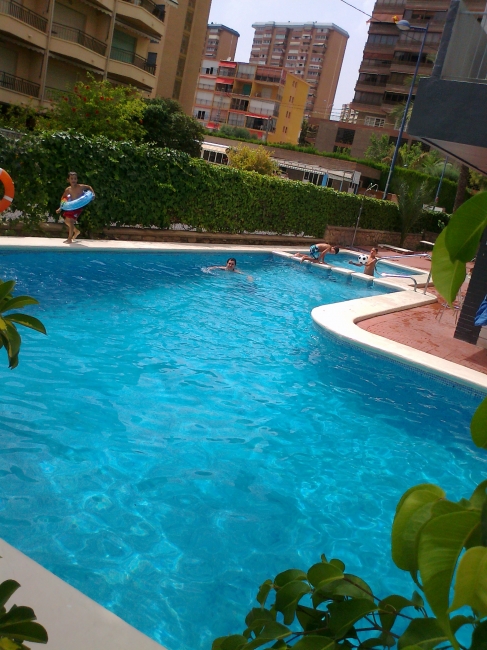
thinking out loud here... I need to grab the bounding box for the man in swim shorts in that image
[56,171,95,244]
[294,243,340,264]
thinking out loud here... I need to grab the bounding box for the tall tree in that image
[142,98,205,157]
[453,164,469,212]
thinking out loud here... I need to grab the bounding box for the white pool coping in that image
[0,539,164,649]
[0,237,485,648]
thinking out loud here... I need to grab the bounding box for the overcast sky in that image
[208,0,375,112]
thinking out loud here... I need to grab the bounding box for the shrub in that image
[0,132,403,238]
[227,144,279,176]
[142,98,205,157]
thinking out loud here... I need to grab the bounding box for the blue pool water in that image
[0,250,484,650]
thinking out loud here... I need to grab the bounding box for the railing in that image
[357,79,387,87]
[194,98,212,105]
[0,70,40,97]
[120,0,165,21]
[441,7,487,83]
[390,59,433,67]
[110,46,156,74]
[0,0,47,32]
[52,22,107,55]
[198,83,215,90]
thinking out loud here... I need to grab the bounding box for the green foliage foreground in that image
[0,132,443,237]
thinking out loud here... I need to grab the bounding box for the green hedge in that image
[0,132,405,238]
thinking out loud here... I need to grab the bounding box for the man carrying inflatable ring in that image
[56,171,95,244]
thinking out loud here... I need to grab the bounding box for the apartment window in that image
[358,73,388,85]
[205,67,214,74]
[197,110,206,119]
[203,150,228,165]
[307,71,319,76]
[399,31,441,44]
[311,57,322,62]
[367,34,398,46]
[388,72,410,85]
[228,112,246,126]
[230,98,249,111]
[384,91,412,104]
[362,58,391,67]
[147,52,157,66]
[263,40,271,44]
[253,39,262,44]
[364,116,385,127]
[393,51,429,65]
[288,56,297,60]
[353,91,382,105]
[304,171,324,185]
[336,128,355,145]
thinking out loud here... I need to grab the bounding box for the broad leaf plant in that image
[214,192,487,650]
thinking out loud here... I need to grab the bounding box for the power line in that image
[339,0,373,18]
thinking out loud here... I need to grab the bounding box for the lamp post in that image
[382,19,429,200]
[351,183,379,248]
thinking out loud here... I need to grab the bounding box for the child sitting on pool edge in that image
[294,243,340,264]
[56,171,95,244]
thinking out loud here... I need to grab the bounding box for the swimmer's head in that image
[226,258,237,270]
[67,171,78,185]
[333,246,340,255]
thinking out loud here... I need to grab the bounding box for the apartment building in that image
[193,60,309,144]
[0,0,174,107]
[203,23,239,62]
[249,22,348,119]
[152,0,212,114]
[315,0,485,159]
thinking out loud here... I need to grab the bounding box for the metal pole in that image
[351,183,378,248]
[382,23,429,200]
[435,156,448,203]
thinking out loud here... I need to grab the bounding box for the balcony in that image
[0,0,48,49]
[117,0,166,38]
[0,0,47,32]
[0,70,40,97]
[52,23,107,56]
[108,46,156,89]
[110,47,156,74]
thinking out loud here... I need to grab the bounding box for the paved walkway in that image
[359,253,487,375]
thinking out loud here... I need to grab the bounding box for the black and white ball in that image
[357,254,368,264]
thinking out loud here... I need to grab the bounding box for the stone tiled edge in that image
[274,251,487,393]
[0,539,164,650]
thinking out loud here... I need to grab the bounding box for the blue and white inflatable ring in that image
[60,190,94,211]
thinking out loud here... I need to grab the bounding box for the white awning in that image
[79,0,112,15]
[202,142,230,153]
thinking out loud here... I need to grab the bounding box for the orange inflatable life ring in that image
[0,168,15,213]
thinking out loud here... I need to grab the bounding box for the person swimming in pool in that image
[208,258,253,280]
[348,247,379,277]
[294,243,340,264]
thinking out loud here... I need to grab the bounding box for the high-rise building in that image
[0,0,211,117]
[349,0,485,124]
[0,0,171,107]
[203,24,239,62]
[315,0,485,160]
[193,60,309,144]
[249,22,348,119]
[150,0,213,114]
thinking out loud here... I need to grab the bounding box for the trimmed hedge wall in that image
[0,132,402,237]
[0,132,442,237]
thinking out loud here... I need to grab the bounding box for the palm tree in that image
[393,176,434,245]
[0,279,46,369]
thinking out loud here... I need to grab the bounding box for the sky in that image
[208,0,375,113]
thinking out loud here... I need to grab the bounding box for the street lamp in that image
[382,19,429,200]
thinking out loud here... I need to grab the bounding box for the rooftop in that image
[207,23,240,37]
[251,22,350,39]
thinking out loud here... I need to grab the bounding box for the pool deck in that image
[1,236,486,648]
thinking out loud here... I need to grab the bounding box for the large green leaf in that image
[0,581,19,610]
[0,606,36,626]
[246,622,291,650]
[449,547,487,616]
[332,575,374,602]
[0,296,38,313]
[4,322,21,361]
[274,581,311,625]
[274,569,308,588]
[292,636,336,650]
[4,314,46,335]
[0,281,15,304]
[444,191,487,262]
[256,580,273,607]
[470,620,487,650]
[469,479,487,509]
[307,563,343,589]
[471,399,487,450]
[398,618,447,650]
[418,510,480,628]
[214,635,247,650]
[327,598,377,639]
[0,621,48,643]
[391,486,445,572]
[296,605,326,632]
[431,229,467,305]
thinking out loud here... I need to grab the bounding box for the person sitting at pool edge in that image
[349,247,379,277]
[294,243,340,264]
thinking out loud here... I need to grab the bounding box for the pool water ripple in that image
[0,251,485,650]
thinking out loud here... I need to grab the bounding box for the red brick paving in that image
[357,254,487,375]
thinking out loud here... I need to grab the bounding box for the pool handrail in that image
[379,273,418,291]
[376,253,432,294]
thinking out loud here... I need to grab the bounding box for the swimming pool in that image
[0,250,484,650]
